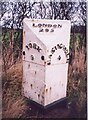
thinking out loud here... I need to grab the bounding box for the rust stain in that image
[30,84,33,89]
[50,87,52,90]
[44,84,46,88]
[42,96,44,99]
[38,94,40,98]
[42,91,45,96]
[24,31,25,35]
[35,71,36,74]
[46,89,48,92]
[28,64,30,68]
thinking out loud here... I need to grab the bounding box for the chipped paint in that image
[50,87,52,90]
[30,84,33,89]
[46,89,48,92]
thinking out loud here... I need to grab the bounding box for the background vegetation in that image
[1,1,87,118]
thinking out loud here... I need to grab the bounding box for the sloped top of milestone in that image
[23,18,71,48]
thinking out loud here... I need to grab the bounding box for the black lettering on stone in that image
[64,51,68,55]
[57,44,62,49]
[58,24,62,28]
[47,60,51,65]
[65,49,68,53]
[49,43,69,63]
[25,45,29,50]
[38,23,42,28]
[66,53,69,56]
[41,56,44,60]
[32,23,37,27]
[37,46,42,52]
[51,48,55,54]
[39,29,44,32]
[47,62,51,65]
[43,24,47,27]
[63,45,66,49]
[31,55,34,60]
[48,24,52,27]
[59,43,63,48]
[45,28,49,32]
[53,24,57,28]
[54,46,57,50]
[66,59,69,61]
[64,47,67,50]
[58,55,61,60]
[66,53,69,58]
[50,29,54,32]
[48,54,52,59]
[63,45,66,52]
[29,43,32,48]
[33,43,37,49]
[66,60,69,63]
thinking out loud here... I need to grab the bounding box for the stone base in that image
[29,97,68,113]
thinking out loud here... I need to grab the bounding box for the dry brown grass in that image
[67,45,87,117]
[2,60,29,118]
[7,60,23,81]
[3,97,27,118]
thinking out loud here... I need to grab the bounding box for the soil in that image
[21,98,80,118]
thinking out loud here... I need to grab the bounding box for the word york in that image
[25,42,42,52]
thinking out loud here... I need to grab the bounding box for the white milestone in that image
[22,18,71,107]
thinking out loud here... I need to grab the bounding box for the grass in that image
[2,60,28,118]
